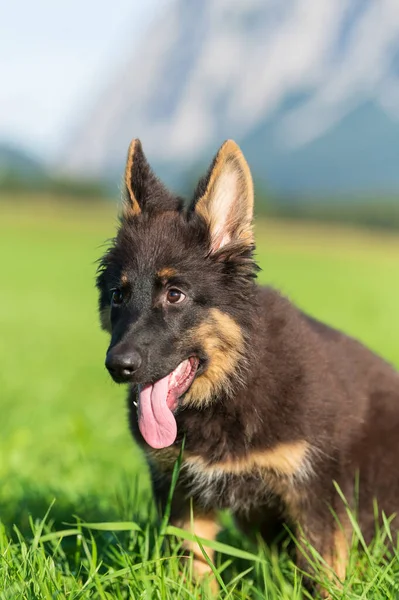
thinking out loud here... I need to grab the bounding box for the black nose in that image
[105,349,142,382]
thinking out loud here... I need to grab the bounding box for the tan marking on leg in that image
[330,528,348,581]
[183,308,245,407]
[157,267,177,279]
[192,559,219,596]
[175,512,220,595]
[314,526,349,599]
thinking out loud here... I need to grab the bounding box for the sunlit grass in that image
[1,198,399,598]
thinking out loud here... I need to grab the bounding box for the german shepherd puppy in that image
[97,138,399,590]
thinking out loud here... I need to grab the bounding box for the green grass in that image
[1,199,399,598]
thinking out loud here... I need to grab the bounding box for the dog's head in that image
[97,139,258,449]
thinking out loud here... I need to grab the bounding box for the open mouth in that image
[137,357,199,450]
[166,356,199,411]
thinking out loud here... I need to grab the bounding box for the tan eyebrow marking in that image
[157,267,177,279]
[182,309,245,408]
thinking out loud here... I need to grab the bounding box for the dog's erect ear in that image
[123,139,180,217]
[192,140,254,253]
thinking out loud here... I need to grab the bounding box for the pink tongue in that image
[138,375,177,449]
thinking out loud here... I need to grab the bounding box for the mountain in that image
[0,143,46,181]
[0,142,109,198]
[61,0,399,196]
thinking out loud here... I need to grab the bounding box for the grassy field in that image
[1,198,399,598]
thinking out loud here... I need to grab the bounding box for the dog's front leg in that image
[295,511,349,596]
[172,509,220,588]
[151,467,220,593]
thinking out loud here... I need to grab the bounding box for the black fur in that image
[97,139,399,592]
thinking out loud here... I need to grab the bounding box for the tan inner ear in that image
[124,139,141,217]
[195,140,254,251]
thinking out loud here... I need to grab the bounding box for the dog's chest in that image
[146,446,306,516]
[181,459,284,513]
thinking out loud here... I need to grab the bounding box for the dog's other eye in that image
[166,288,186,304]
[111,288,124,305]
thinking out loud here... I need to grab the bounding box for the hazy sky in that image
[0,0,166,161]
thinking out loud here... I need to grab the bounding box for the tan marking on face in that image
[120,273,128,285]
[173,511,219,594]
[157,267,177,279]
[183,308,245,407]
[185,440,310,478]
[100,307,111,333]
[123,139,141,217]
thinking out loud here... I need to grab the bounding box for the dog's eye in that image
[111,288,124,305]
[166,288,186,304]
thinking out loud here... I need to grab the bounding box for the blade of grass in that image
[39,529,82,543]
[166,525,264,563]
[78,522,143,532]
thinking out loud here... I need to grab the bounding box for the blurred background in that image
[3,0,399,223]
[1,0,399,537]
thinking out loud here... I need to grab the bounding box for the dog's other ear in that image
[191,140,254,253]
[123,139,181,217]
